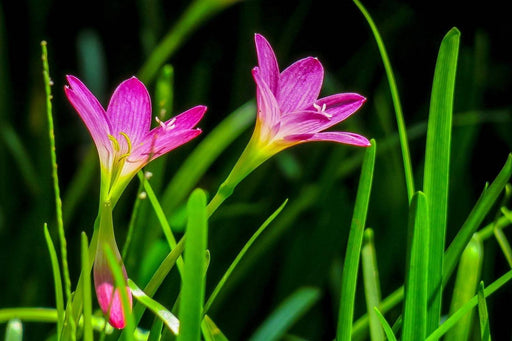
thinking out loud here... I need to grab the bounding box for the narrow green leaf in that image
[81,232,93,341]
[477,282,492,341]
[445,235,483,341]
[403,191,430,340]
[178,189,208,341]
[137,171,183,274]
[156,64,174,119]
[361,229,384,341]
[43,224,64,337]
[4,319,23,341]
[0,308,57,323]
[248,287,320,341]
[203,199,288,315]
[129,279,180,335]
[201,315,229,341]
[373,308,397,341]
[444,154,512,282]
[426,269,512,340]
[353,0,415,201]
[494,227,512,267]
[423,27,460,334]
[104,245,135,341]
[336,139,376,340]
[353,155,511,338]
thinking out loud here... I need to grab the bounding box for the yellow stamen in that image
[108,134,120,152]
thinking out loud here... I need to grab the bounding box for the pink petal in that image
[127,129,202,171]
[95,282,132,329]
[309,93,366,130]
[169,105,207,129]
[254,34,279,94]
[64,75,112,159]
[107,77,152,145]
[252,67,281,138]
[285,131,371,147]
[277,57,324,113]
[277,110,331,137]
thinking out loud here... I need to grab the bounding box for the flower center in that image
[107,132,133,194]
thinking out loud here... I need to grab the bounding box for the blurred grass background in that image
[1,0,511,339]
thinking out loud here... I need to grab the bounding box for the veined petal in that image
[168,105,207,129]
[308,93,366,131]
[285,131,371,147]
[64,75,112,160]
[276,110,331,137]
[255,33,279,94]
[252,67,281,139]
[107,77,152,146]
[277,57,323,113]
[124,129,202,176]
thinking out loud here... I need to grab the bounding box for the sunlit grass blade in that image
[138,0,241,83]
[104,245,135,341]
[0,308,57,323]
[423,27,460,334]
[336,139,376,340]
[361,228,384,341]
[426,269,512,340]
[129,279,180,335]
[161,101,255,214]
[178,189,208,341]
[203,199,288,315]
[41,41,73,320]
[4,319,23,341]
[43,223,64,337]
[248,287,320,341]
[477,282,492,341]
[353,0,415,201]
[444,154,512,282]
[445,235,483,341]
[80,232,93,341]
[201,315,229,341]
[402,191,430,340]
[373,308,397,341]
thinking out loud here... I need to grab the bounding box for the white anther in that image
[139,191,147,200]
[144,171,153,179]
[155,116,176,131]
[313,103,332,118]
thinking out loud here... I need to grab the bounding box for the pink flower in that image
[65,76,206,328]
[251,33,370,154]
[65,75,206,203]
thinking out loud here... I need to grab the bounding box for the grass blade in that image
[445,235,483,341]
[423,27,460,334]
[426,269,512,340]
[493,227,512,267]
[201,315,229,341]
[43,224,64,337]
[402,191,430,340]
[203,199,288,315]
[129,279,180,335]
[353,0,415,201]
[336,139,376,340]
[178,189,208,341]
[147,316,164,341]
[477,282,492,341]
[4,319,23,341]
[248,287,320,341]
[373,308,397,341]
[361,228,384,341]
[81,232,93,341]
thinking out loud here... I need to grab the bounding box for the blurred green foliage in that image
[1,0,511,339]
